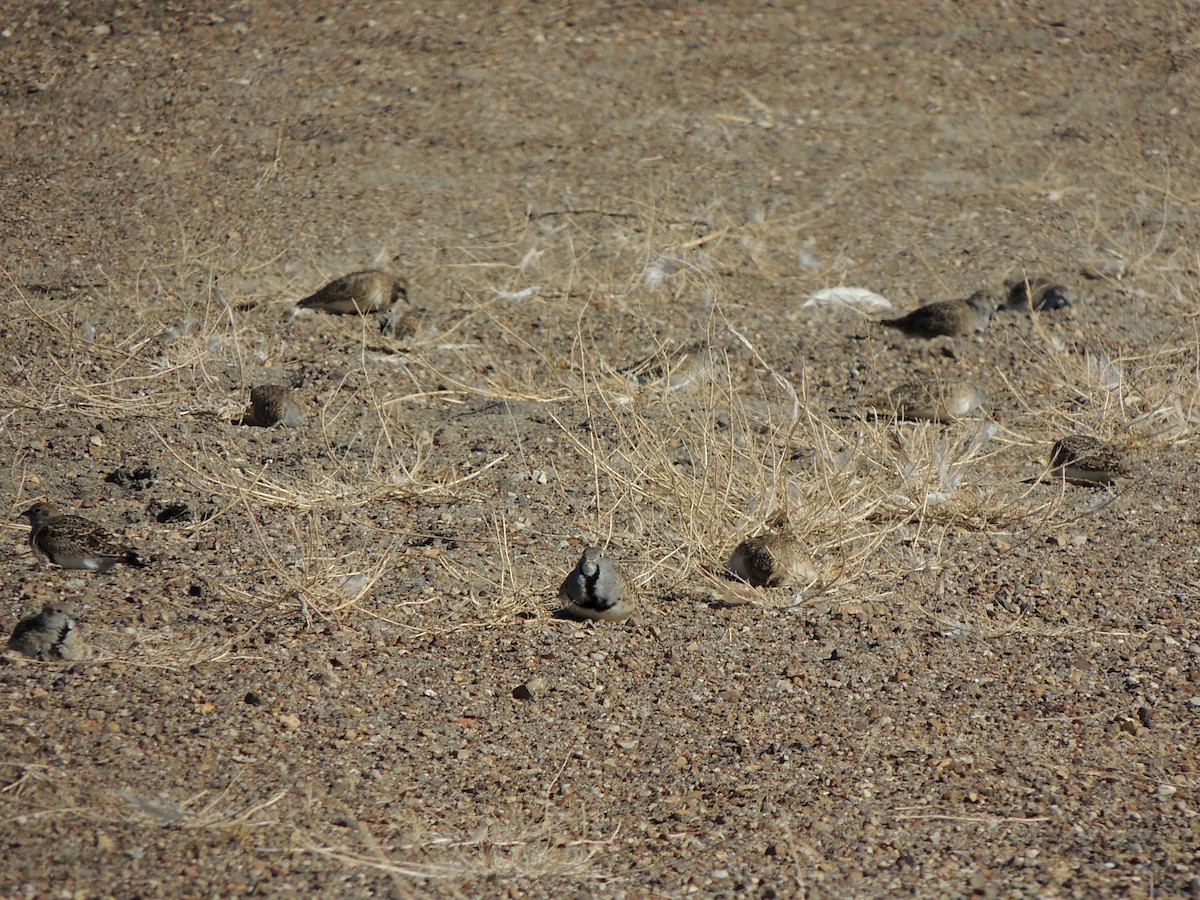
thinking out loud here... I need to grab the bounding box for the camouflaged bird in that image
[374,304,428,340]
[880,290,998,338]
[1048,435,1130,486]
[297,269,408,315]
[559,547,634,622]
[884,378,987,424]
[245,384,304,427]
[20,502,147,571]
[726,533,816,588]
[7,603,87,660]
[1002,276,1071,312]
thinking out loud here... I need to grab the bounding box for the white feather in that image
[492,286,539,301]
[802,287,892,313]
[643,254,682,287]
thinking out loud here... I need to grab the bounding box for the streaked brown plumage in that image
[20,502,146,572]
[726,533,815,588]
[297,269,408,315]
[375,304,428,339]
[1048,435,1130,486]
[884,378,987,424]
[245,384,304,427]
[880,290,998,338]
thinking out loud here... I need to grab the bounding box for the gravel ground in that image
[2,2,1199,896]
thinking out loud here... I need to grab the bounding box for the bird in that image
[883,378,987,423]
[20,502,147,571]
[1002,276,1071,312]
[727,533,815,588]
[1047,435,1130,486]
[244,384,304,427]
[879,290,998,338]
[296,269,408,315]
[7,603,87,660]
[374,304,428,340]
[558,547,634,622]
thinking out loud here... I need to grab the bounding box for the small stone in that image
[244,691,264,706]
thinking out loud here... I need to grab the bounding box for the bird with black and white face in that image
[7,603,87,660]
[1001,276,1071,312]
[559,546,634,622]
[19,502,147,572]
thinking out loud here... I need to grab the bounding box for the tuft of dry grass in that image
[295,808,611,886]
[3,179,1198,634]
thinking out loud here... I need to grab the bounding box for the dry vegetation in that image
[3,1,1200,896]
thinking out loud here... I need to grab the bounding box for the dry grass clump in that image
[0,759,285,836]
[0,257,290,424]
[419,186,1200,619]
[4,182,1198,631]
[117,784,288,832]
[296,809,610,886]
[207,505,416,631]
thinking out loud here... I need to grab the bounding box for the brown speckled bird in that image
[880,290,998,338]
[7,603,87,660]
[20,502,146,572]
[1048,435,1130,486]
[375,304,428,340]
[884,378,987,424]
[726,533,815,588]
[245,384,304,427]
[297,269,408,315]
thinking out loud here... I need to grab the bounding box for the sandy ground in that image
[2,1,1200,896]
